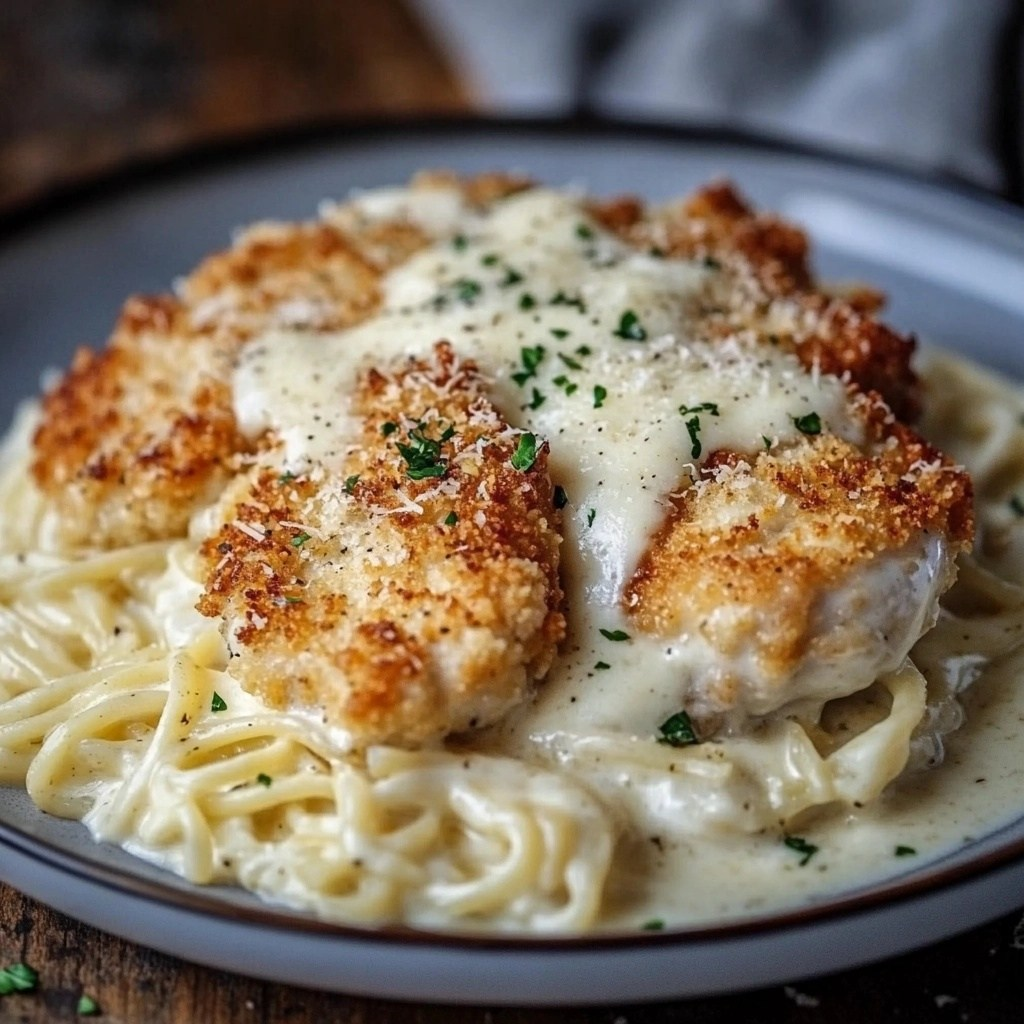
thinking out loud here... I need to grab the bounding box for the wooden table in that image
[1,2,1023,1020]
[1,886,1023,1022]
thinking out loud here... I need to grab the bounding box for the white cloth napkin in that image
[415,0,1019,195]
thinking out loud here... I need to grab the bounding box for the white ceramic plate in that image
[1,119,1023,1005]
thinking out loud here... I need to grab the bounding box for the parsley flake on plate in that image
[684,416,703,459]
[792,411,822,436]
[511,344,546,386]
[395,425,452,481]
[657,710,699,747]
[453,277,482,303]
[510,433,538,472]
[0,963,38,995]
[783,835,819,866]
[77,994,100,1016]
[679,402,719,417]
[613,309,648,341]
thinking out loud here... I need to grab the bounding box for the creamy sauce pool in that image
[599,650,1024,927]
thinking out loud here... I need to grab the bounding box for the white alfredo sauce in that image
[233,186,864,742]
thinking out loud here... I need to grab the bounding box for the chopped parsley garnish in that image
[613,309,648,341]
[552,374,578,396]
[452,233,468,252]
[551,328,571,340]
[593,384,608,409]
[290,531,311,548]
[784,835,819,866]
[684,416,703,459]
[594,661,611,671]
[380,421,398,437]
[1010,495,1024,517]
[510,433,538,472]
[702,255,722,270]
[284,596,304,604]
[344,474,360,494]
[395,425,452,480]
[793,411,822,436]
[256,773,273,787]
[587,508,596,527]
[519,292,537,310]
[453,277,482,303]
[575,222,595,241]
[77,994,100,1016]
[641,918,665,931]
[762,435,773,451]
[500,266,524,287]
[600,628,630,642]
[551,290,586,311]
[558,352,583,369]
[679,402,720,417]
[481,252,499,266]
[444,511,459,526]
[575,344,592,356]
[211,692,228,713]
[553,484,568,509]
[895,845,917,857]
[511,344,546,386]
[527,387,546,410]
[0,963,39,995]
[278,470,297,484]
[657,710,699,747]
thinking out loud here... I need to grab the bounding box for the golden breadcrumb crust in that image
[626,405,973,711]
[31,174,530,549]
[196,343,564,745]
[32,223,382,546]
[590,182,921,421]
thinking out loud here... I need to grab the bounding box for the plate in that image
[1,118,1023,1005]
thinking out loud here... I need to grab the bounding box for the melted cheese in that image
[234,187,859,616]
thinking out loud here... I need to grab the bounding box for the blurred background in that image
[0,0,1022,212]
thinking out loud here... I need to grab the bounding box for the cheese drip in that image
[233,187,862,621]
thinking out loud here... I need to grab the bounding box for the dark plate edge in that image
[1,113,1022,250]
[3,800,1024,952]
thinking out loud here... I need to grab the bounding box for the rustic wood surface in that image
[2,881,1024,1023]
[0,0,468,213]
[1,2,1023,1021]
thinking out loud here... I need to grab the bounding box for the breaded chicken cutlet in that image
[29,172,973,745]
[197,342,564,746]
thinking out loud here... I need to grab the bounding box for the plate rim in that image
[2,113,1023,956]
[1,112,1022,248]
